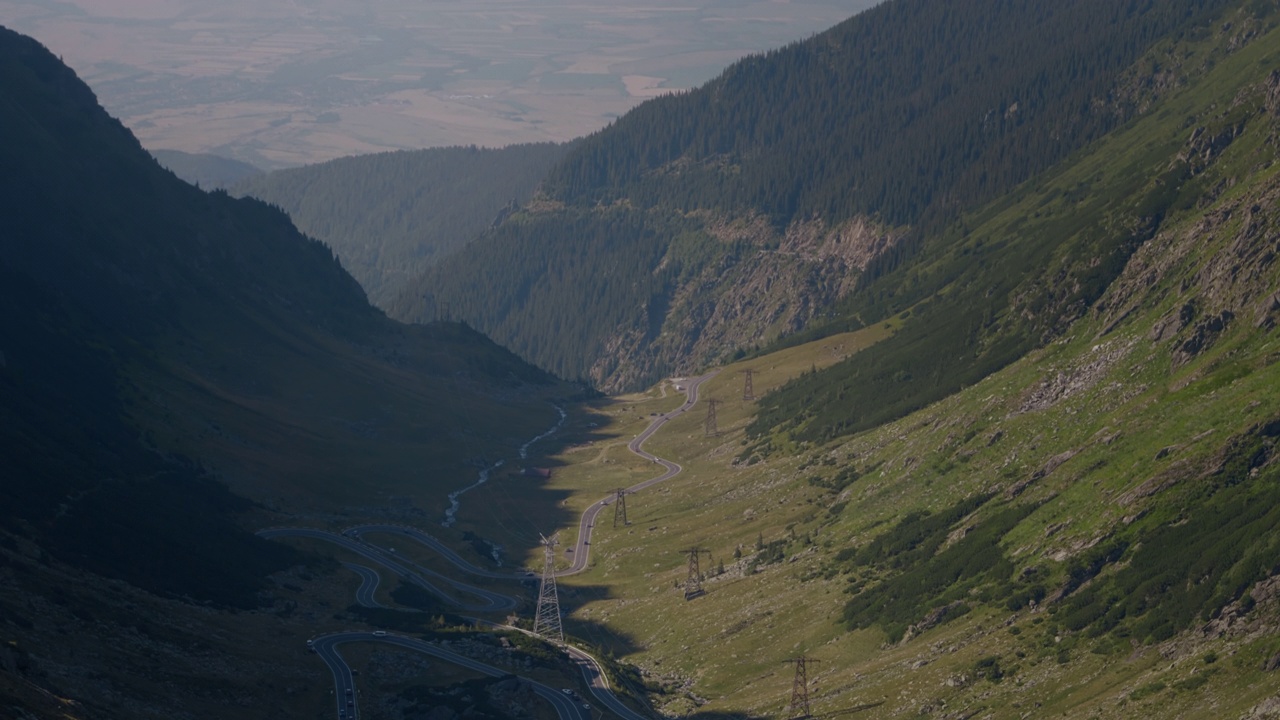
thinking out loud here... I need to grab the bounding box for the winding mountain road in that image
[264,372,716,720]
[310,631,588,720]
[470,617,648,720]
[342,563,385,608]
[343,371,715,578]
[562,371,716,575]
[344,524,519,580]
[257,527,515,612]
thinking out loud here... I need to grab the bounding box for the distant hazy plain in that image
[1,0,877,168]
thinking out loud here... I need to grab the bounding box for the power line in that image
[785,656,821,719]
[681,547,711,600]
[533,533,563,643]
[612,488,628,528]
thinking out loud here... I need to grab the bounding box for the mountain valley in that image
[4,0,1280,718]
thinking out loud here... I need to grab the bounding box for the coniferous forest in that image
[542,0,1232,230]
[397,0,1240,396]
[232,142,572,306]
[7,0,1280,716]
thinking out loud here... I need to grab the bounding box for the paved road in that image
[343,372,715,581]
[265,373,716,720]
[564,643,647,720]
[561,371,717,576]
[257,528,515,611]
[345,524,522,580]
[470,618,652,720]
[309,634,360,720]
[310,631,588,720]
[342,563,384,608]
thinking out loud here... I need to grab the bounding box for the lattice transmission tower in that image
[533,533,564,643]
[612,488,629,527]
[743,369,755,401]
[785,656,821,718]
[682,547,711,600]
[704,399,720,436]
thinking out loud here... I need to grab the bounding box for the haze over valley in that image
[4,1,1280,719]
[0,0,876,168]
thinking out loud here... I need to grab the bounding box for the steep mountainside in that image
[393,0,1238,392]
[5,1,1280,716]
[533,14,1280,716]
[748,3,1280,447]
[0,26,576,719]
[232,143,572,307]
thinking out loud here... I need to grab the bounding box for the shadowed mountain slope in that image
[232,142,572,307]
[1,24,588,718]
[0,23,571,612]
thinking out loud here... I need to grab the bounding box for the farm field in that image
[0,0,875,167]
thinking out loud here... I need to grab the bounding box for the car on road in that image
[372,630,387,637]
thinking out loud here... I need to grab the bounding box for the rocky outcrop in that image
[1016,339,1136,414]
[1095,77,1280,366]
[591,213,901,390]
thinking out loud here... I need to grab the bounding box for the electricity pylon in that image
[743,369,755,401]
[612,488,629,527]
[704,399,720,436]
[785,656,821,718]
[681,547,711,600]
[533,533,563,643]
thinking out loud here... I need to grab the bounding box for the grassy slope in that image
[742,0,1276,448]
[527,16,1280,719]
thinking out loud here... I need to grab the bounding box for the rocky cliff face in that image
[1098,71,1280,368]
[590,213,899,390]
